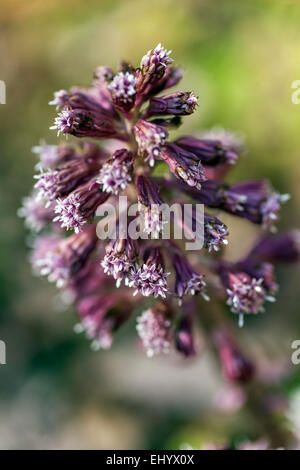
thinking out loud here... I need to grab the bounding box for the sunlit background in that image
[0,0,300,449]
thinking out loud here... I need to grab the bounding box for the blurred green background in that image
[0,0,300,449]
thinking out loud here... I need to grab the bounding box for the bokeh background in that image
[0,0,300,449]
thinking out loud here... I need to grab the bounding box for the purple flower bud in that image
[131,246,169,298]
[172,251,208,303]
[175,311,196,358]
[214,330,254,383]
[51,109,80,135]
[240,261,278,295]
[93,66,114,83]
[219,269,274,326]
[246,231,300,264]
[30,234,62,275]
[173,203,229,252]
[108,72,136,113]
[161,178,224,207]
[136,43,173,95]
[101,236,139,288]
[136,303,171,357]
[136,175,165,237]
[54,180,109,233]
[140,43,173,74]
[222,180,289,229]
[51,108,123,140]
[31,227,97,287]
[49,89,70,109]
[34,142,104,171]
[76,292,129,350]
[34,156,101,204]
[76,295,116,349]
[175,131,241,166]
[65,261,109,303]
[161,143,206,190]
[18,192,54,231]
[200,128,243,163]
[92,66,118,115]
[97,149,133,195]
[32,143,66,170]
[204,214,229,252]
[146,91,198,117]
[50,89,125,140]
[133,119,168,167]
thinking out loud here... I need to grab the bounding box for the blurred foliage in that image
[0,0,300,449]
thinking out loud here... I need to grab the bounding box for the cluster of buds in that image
[20,44,299,370]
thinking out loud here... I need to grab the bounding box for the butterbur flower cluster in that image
[21,44,299,366]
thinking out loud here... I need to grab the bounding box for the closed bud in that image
[161,143,206,190]
[54,180,109,233]
[147,91,198,117]
[214,330,254,383]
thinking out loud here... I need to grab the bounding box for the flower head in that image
[18,192,53,231]
[51,109,80,136]
[49,89,70,109]
[136,303,171,357]
[147,91,198,117]
[175,131,241,166]
[108,71,136,112]
[136,175,165,237]
[161,143,206,190]
[50,89,125,140]
[30,234,62,276]
[136,43,173,96]
[200,127,243,164]
[101,236,138,288]
[31,227,97,287]
[32,143,65,170]
[131,246,169,298]
[65,261,109,303]
[246,230,300,264]
[221,270,273,326]
[75,293,130,350]
[222,180,289,229]
[54,180,109,233]
[34,156,101,205]
[140,44,173,74]
[134,119,168,167]
[97,149,133,195]
[204,214,229,252]
[172,251,208,303]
